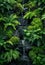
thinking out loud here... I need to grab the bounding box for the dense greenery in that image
[0,0,45,65]
[0,0,21,65]
[24,0,45,65]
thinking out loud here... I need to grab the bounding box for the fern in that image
[42,14,45,20]
[0,0,45,65]
[6,36,20,45]
[24,8,41,19]
[24,18,43,44]
[0,50,20,63]
[4,14,20,31]
[29,46,45,65]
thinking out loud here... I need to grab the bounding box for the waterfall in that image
[16,0,31,65]
[19,0,30,65]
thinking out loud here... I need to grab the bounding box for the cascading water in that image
[21,40,29,61]
[15,0,32,65]
[18,0,30,65]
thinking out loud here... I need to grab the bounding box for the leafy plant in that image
[0,0,23,15]
[24,8,42,19]
[4,14,20,31]
[24,18,43,45]
[6,36,20,45]
[0,0,45,65]
[4,14,20,38]
[24,1,45,65]
[29,46,45,65]
[0,1,21,64]
[16,0,22,3]
[0,50,20,64]
[42,14,45,20]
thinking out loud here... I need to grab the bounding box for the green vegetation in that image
[0,0,21,64]
[24,0,45,65]
[0,0,45,65]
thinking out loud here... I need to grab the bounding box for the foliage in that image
[6,36,20,45]
[4,14,20,30]
[0,0,45,65]
[42,14,45,20]
[16,0,22,3]
[24,18,43,44]
[24,8,42,19]
[0,14,20,63]
[24,0,45,65]
[0,0,21,64]
[0,0,23,15]
[29,46,45,65]
[0,50,20,64]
